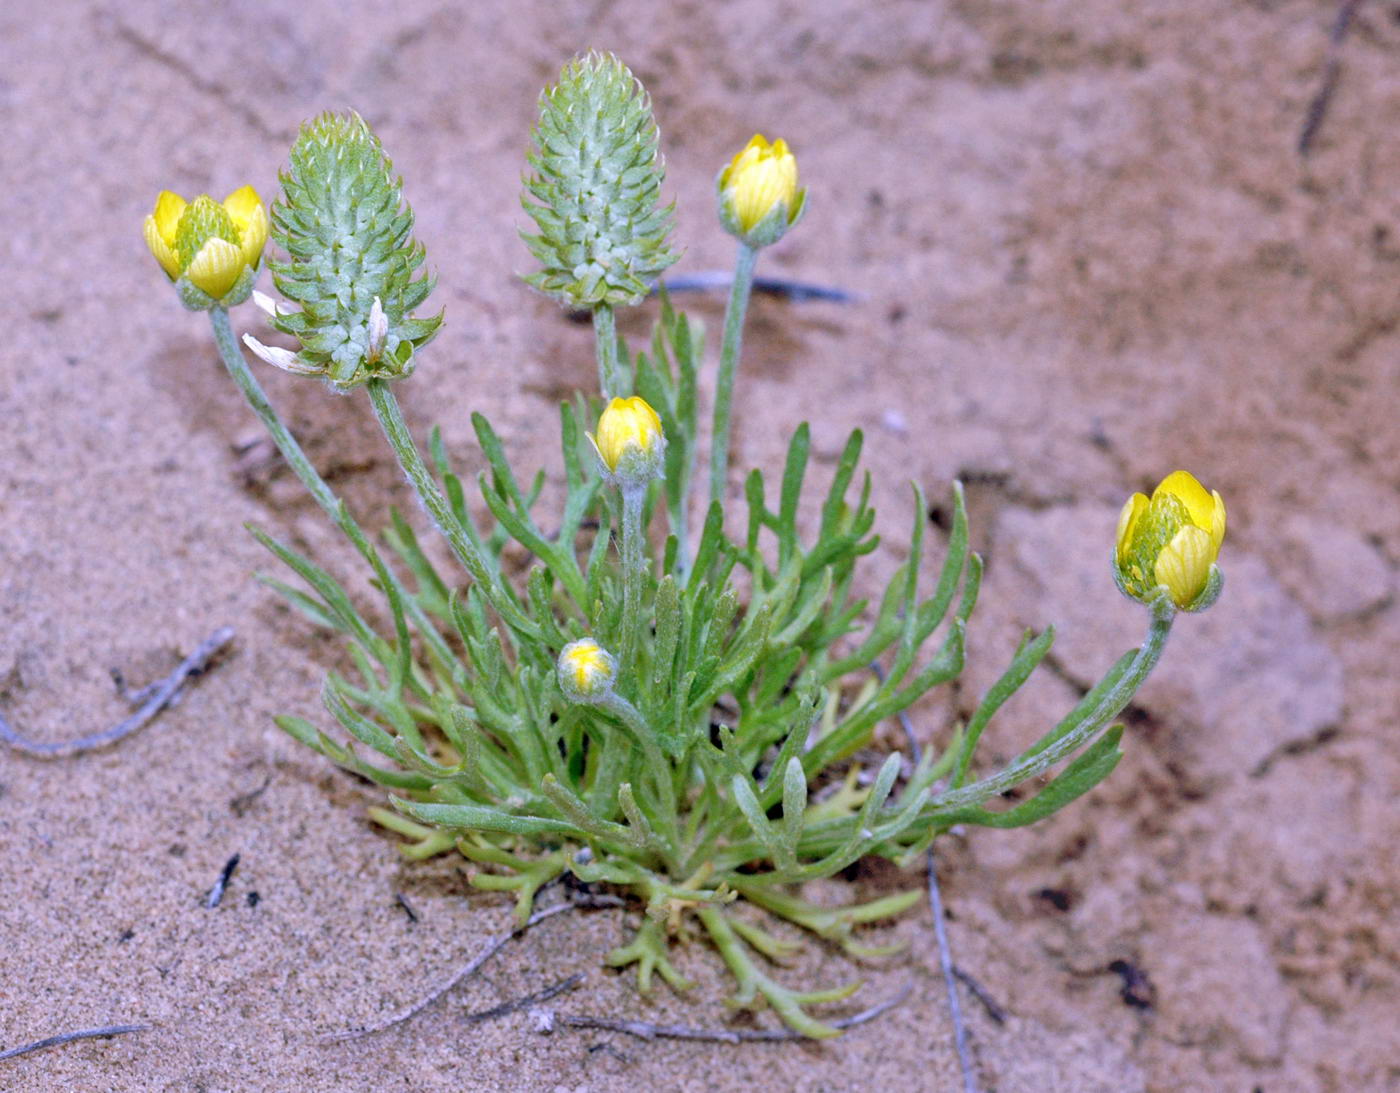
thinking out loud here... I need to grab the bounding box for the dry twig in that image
[205,854,241,909]
[1298,0,1366,157]
[324,893,622,1042]
[557,984,912,1044]
[952,966,1007,1026]
[464,974,584,1025]
[875,662,980,1093]
[0,1024,150,1063]
[0,627,235,759]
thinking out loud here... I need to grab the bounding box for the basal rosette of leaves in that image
[150,53,1220,1039]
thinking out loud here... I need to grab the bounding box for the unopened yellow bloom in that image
[1115,471,1227,611]
[143,185,268,307]
[558,638,617,703]
[593,396,665,481]
[718,134,805,245]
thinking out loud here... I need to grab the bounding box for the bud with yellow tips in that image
[1114,471,1227,612]
[143,186,267,310]
[592,396,666,485]
[557,638,618,703]
[718,134,806,247]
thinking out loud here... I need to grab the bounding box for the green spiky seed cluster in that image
[269,112,442,390]
[1117,493,1187,599]
[521,52,678,308]
[175,196,239,267]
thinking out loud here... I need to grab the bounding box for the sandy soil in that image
[3,2,1397,1090]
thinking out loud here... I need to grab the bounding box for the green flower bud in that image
[520,52,678,309]
[253,111,442,391]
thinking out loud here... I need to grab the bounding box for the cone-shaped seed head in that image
[268,111,442,390]
[520,52,678,309]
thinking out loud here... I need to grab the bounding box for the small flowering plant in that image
[146,53,1226,1037]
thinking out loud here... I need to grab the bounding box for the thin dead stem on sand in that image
[877,663,981,1093]
[0,626,235,759]
[554,984,913,1044]
[324,892,624,1042]
[0,1024,151,1063]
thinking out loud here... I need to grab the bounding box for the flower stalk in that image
[365,379,537,639]
[593,302,624,398]
[208,308,340,520]
[619,482,647,674]
[708,240,758,508]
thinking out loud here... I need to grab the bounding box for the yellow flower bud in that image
[718,134,806,246]
[558,638,617,703]
[1114,470,1227,611]
[143,185,268,309]
[592,396,666,482]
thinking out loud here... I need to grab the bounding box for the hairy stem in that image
[366,379,538,640]
[620,483,646,675]
[210,307,342,520]
[593,303,624,399]
[707,242,759,509]
[938,599,1175,811]
[601,691,679,865]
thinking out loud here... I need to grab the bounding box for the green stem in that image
[695,906,845,1039]
[935,599,1175,811]
[620,483,646,675]
[707,242,759,509]
[593,303,624,399]
[365,379,538,640]
[601,691,678,864]
[209,308,340,520]
[210,309,420,700]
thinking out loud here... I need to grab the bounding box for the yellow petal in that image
[143,214,182,280]
[1154,524,1213,609]
[731,134,768,169]
[1153,470,1216,532]
[1208,489,1227,552]
[184,237,245,300]
[239,202,269,269]
[1115,493,1148,562]
[724,134,799,232]
[151,190,187,247]
[223,185,268,267]
[595,396,664,474]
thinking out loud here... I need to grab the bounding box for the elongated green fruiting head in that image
[252,111,443,391]
[520,52,678,309]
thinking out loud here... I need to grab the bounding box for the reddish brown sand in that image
[3,3,1397,1090]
